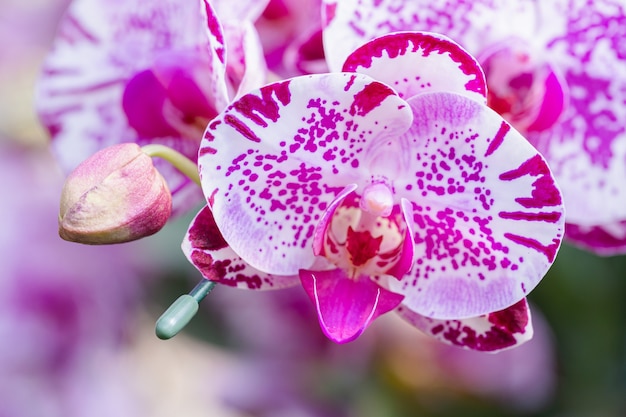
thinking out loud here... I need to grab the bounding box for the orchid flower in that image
[254,0,326,76]
[182,31,565,350]
[321,0,626,255]
[36,0,267,216]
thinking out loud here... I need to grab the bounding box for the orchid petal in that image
[478,39,569,133]
[300,268,404,343]
[199,73,413,275]
[386,92,564,319]
[322,0,537,73]
[222,20,268,99]
[283,28,328,75]
[384,198,415,280]
[524,2,626,229]
[210,0,270,23]
[182,206,299,289]
[397,298,533,352]
[564,222,626,256]
[342,31,487,103]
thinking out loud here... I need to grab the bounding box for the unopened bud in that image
[59,143,172,244]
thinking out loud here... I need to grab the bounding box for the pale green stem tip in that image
[155,280,216,340]
[141,144,201,187]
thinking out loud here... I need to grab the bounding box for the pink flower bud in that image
[59,143,172,244]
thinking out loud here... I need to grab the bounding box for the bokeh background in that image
[1,1,626,416]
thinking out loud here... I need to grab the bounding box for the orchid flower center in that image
[323,183,406,280]
[360,181,394,217]
[122,52,218,140]
[478,39,568,133]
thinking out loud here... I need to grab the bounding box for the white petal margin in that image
[396,298,534,353]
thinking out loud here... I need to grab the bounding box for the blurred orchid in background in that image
[35,0,268,216]
[322,0,626,255]
[254,0,326,76]
[184,31,565,348]
[0,143,144,416]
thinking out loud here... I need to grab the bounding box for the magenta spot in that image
[499,154,562,208]
[233,80,292,127]
[484,121,511,157]
[349,82,395,116]
[499,211,562,223]
[504,233,560,262]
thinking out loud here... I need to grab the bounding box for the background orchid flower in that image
[0,143,147,417]
[254,0,326,76]
[183,31,565,349]
[321,0,626,256]
[36,0,267,216]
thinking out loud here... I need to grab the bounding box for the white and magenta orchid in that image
[183,31,565,350]
[321,0,626,255]
[36,0,267,215]
[254,0,326,76]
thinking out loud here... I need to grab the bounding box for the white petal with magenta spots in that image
[342,31,486,103]
[387,92,565,319]
[199,73,414,275]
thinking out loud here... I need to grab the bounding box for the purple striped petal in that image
[300,268,404,343]
[182,205,299,289]
[199,73,413,275]
[387,92,564,319]
[342,31,487,103]
[397,298,533,352]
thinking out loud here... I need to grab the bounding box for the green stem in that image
[141,144,201,187]
[155,280,217,340]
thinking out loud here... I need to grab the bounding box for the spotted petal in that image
[182,205,299,289]
[524,1,626,232]
[386,92,564,319]
[322,0,537,73]
[300,268,404,343]
[397,298,533,352]
[342,31,486,103]
[199,73,413,275]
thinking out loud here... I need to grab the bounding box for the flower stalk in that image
[141,144,201,187]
